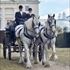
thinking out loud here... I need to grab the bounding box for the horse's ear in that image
[48,14,50,18]
[53,14,55,18]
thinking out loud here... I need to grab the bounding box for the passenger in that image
[26,8,35,19]
[15,5,27,26]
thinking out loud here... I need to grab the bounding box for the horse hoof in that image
[44,64,50,68]
[26,67,32,69]
[50,55,58,61]
[26,65,32,69]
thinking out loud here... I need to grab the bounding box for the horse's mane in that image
[24,17,33,30]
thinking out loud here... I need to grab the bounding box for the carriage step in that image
[11,50,25,52]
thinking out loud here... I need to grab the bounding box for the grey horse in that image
[37,14,58,67]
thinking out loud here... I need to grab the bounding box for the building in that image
[0,0,39,30]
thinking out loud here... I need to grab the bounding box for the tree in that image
[62,12,66,19]
[56,26,63,34]
[63,27,68,32]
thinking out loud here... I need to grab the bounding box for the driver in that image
[15,5,27,26]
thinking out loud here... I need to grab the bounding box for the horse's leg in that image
[50,38,58,61]
[44,43,50,67]
[33,44,39,64]
[23,42,32,68]
[42,43,50,67]
[42,45,46,65]
[39,45,42,61]
[17,38,23,63]
[29,43,33,61]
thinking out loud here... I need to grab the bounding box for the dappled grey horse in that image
[15,16,40,68]
[38,14,58,67]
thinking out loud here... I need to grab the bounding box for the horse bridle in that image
[43,19,56,39]
[32,17,40,30]
[32,18,42,38]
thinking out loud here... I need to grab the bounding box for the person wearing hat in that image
[15,5,27,26]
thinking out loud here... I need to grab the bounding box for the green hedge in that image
[56,33,70,48]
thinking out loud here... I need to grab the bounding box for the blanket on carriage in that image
[5,21,16,45]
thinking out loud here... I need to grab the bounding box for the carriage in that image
[1,14,58,68]
[2,21,24,60]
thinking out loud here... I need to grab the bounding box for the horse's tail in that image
[15,25,23,38]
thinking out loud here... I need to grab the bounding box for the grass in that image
[48,48,70,65]
[0,44,70,70]
[0,58,26,70]
[56,48,70,65]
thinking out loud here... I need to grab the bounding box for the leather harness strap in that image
[24,24,35,40]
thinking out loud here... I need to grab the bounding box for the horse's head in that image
[32,15,40,37]
[46,14,56,32]
[25,15,40,37]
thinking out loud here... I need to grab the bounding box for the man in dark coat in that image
[15,5,27,26]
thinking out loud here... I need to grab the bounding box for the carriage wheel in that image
[3,37,6,59]
[39,45,42,61]
[8,44,11,60]
[39,45,43,62]
[3,44,6,59]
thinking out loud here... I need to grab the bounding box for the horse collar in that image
[43,29,56,39]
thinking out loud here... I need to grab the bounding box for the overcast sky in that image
[39,0,69,16]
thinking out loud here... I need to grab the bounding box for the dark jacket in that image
[26,13,35,19]
[15,12,27,25]
[26,13,32,19]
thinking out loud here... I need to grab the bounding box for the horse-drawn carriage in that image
[1,14,58,68]
[2,21,24,60]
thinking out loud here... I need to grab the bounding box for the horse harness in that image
[23,19,38,40]
[43,19,56,40]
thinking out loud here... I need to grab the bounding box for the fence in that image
[56,32,70,48]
